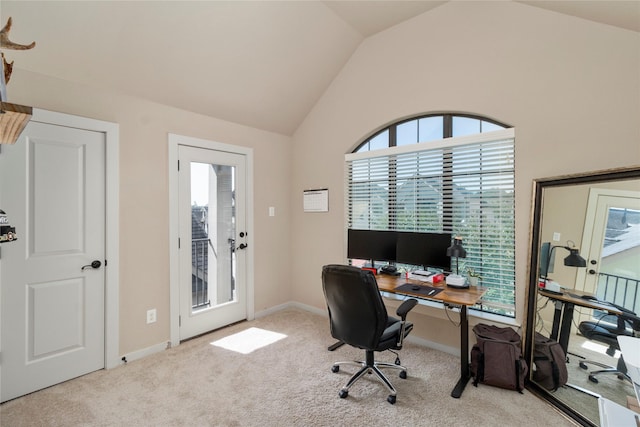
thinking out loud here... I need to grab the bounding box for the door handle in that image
[82,260,102,271]
[588,269,597,275]
[237,243,248,250]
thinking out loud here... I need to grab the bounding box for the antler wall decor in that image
[0,17,36,144]
[1,17,36,86]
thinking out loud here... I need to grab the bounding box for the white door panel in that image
[1,121,105,402]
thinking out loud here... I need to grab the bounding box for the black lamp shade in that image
[564,249,586,267]
[446,237,467,258]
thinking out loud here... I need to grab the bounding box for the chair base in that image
[579,358,631,384]
[331,350,407,404]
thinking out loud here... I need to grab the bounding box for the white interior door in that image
[178,145,248,340]
[0,121,106,402]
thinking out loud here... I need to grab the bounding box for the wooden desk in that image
[538,288,622,356]
[376,274,487,398]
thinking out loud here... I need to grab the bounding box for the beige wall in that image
[8,71,293,355]
[4,1,640,358]
[290,1,640,345]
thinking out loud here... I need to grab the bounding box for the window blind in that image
[345,129,516,315]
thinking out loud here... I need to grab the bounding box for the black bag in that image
[471,324,528,392]
[532,332,568,391]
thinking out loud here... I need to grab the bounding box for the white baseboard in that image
[115,302,458,369]
[255,301,326,318]
[258,301,459,357]
[117,341,170,367]
[405,334,459,357]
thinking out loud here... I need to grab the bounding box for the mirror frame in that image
[523,165,640,426]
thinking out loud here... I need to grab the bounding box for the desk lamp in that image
[542,241,587,293]
[446,237,467,288]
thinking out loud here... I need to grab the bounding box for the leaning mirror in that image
[524,166,640,426]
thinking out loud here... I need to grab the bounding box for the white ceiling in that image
[1,1,638,136]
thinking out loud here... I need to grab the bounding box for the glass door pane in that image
[190,162,236,313]
[595,206,640,312]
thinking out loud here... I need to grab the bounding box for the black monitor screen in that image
[347,229,397,263]
[395,231,452,271]
[539,242,555,278]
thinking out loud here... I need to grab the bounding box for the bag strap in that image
[515,359,524,394]
[550,360,560,391]
[473,352,484,387]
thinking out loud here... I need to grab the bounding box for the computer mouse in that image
[411,285,421,291]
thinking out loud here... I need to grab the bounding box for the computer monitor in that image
[347,229,397,264]
[539,242,555,278]
[395,231,452,271]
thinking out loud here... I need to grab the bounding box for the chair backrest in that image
[321,264,388,350]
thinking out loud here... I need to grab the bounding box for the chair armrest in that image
[397,298,418,320]
[608,303,640,333]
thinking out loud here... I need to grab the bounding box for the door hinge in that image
[178,238,181,249]
[177,160,180,171]
[179,315,181,327]
[105,259,108,267]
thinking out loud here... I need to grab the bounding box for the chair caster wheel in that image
[588,375,598,384]
[387,395,396,404]
[339,390,348,399]
[617,374,625,380]
[579,362,587,370]
[395,357,401,365]
[331,365,339,373]
[399,370,407,379]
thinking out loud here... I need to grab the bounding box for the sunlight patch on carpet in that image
[581,340,621,358]
[210,327,287,354]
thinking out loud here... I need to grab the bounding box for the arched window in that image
[346,113,515,316]
[354,113,508,152]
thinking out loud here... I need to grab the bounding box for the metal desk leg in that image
[558,302,575,357]
[550,300,563,341]
[451,305,469,398]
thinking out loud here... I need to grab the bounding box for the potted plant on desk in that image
[467,268,482,287]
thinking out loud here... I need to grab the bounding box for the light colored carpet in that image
[539,332,637,425]
[1,308,577,426]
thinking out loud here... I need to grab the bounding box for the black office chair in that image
[321,264,417,404]
[577,303,640,384]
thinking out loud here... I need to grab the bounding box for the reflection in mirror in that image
[524,167,640,427]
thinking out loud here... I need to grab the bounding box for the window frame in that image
[346,113,515,317]
[354,113,510,152]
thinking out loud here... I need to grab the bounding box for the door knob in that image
[237,243,248,250]
[82,260,102,271]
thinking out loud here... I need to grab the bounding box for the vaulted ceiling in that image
[1,1,638,136]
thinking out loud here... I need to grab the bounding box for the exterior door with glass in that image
[577,189,640,313]
[178,145,248,340]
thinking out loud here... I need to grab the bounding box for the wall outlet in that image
[146,308,157,324]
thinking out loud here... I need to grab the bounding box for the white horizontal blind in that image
[346,129,516,315]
